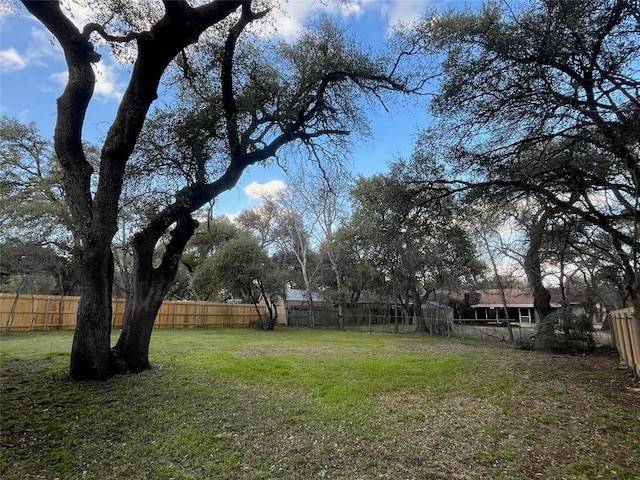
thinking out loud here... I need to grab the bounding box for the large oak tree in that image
[22,0,414,379]
[410,0,639,324]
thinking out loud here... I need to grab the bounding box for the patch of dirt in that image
[505,348,640,411]
[408,336,640,411]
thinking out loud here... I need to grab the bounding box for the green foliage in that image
[190,235,284,328]
[191,235,267,300]
[533,310,595,353]
[0,116,72,247]
[182,219,240,271]
[346,172,484,312]
[0,118,79,294]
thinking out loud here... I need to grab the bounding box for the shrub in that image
[532,309,595,353]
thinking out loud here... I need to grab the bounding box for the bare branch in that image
[82,23,140,43]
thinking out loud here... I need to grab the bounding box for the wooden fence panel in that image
[1,293,262,331]
[111,298,126,329]
[1,294,79,331]
[611,307,639,378]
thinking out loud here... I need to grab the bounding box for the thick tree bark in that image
[524,210,553,322]
[113,215,198,373]
[71,243,116,379]
[22,0,246,380]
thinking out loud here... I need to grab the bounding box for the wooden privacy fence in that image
[610,307,640,378]
[1,293,263,331]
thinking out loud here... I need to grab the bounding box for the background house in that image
[463,288,590,325]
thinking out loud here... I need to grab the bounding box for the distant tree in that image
[318,224,385,305]
[348,170,483,334]
[182,218,240,273]
[0,241,76,297]
[410,0,639,325]
[570,231,633,310]
[257,191,322,325]
[348,175,418,325]
[235,202,280,250]
[0,117,73,253]
[292,162,352,327]
[191,236,284,329]
[237,160,352,327]
[0,117,80,297]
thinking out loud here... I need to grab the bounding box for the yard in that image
[1,328,639,480]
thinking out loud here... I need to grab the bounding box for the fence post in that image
[43,296,51,331]
[628,311,640,378]
[28,294,36,331]
[611,307,640,379]
[5,292,20,332]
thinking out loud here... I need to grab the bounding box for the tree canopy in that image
[19,0,416,379]
[407,0,639,319]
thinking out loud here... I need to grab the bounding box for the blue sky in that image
[0,1,457,217]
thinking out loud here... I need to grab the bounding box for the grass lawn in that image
[1,328,639,480]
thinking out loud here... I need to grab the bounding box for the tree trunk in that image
[113,274,165,373]
[22,0,249,382]
[530,268,552,322]
[265,301,276,330]
[113,215,197,373]
[70,243,116,380]
[412,286,428,333]
[327,251,345,329]
[335,274,345,329]
[524,210,553,322]
[261,291,277,331]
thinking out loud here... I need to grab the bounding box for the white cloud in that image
[50,71,68,87]
[256,0,428,41]
[92,61,124,101]
[0,48,27,71]
[15,27,65,70]
[49,59,124,102]
[378,0,427,34]
[265,0,370,39]
[244,180,287,199]
[0,28,64,74]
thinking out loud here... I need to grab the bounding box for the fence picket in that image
[611,307,639,378]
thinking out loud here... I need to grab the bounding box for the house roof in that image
[470,287,586,308]
[286,288,324,303]
[425,300,454,311]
